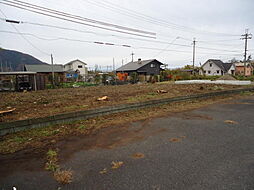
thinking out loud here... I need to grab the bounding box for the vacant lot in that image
[0,82,245,122]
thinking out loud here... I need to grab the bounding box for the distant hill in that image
[0,48,47,71]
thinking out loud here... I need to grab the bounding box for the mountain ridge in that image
[0,48,47,71]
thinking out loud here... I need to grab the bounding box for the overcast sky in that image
[0,0,254,70]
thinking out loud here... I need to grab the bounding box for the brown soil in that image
[169,138,182,142]
[0,83,242,123]
[218,75,237,80]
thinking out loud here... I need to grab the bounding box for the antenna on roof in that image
[131,52,135,62]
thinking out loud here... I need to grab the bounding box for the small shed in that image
[0,71,44,91]
[24,64,66,84]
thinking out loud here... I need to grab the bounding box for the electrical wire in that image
[82,0,241,37]
[0,0,156,38]
[1,17,244,54]
[0,9,50,55]
[0,29,243,57]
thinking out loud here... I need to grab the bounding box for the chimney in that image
[138,58,142,64]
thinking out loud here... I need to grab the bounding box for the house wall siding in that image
[227,65,236,75]
[235,65,253,76]
[200,61,223,76]
[64,60,88,78]
[137,60,161,75]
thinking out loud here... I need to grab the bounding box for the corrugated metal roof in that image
[116,59,162,72]
[0,71,37,75]
[25,64,64,73]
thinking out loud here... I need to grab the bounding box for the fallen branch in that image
[0,108,16,115]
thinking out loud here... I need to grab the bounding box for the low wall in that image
[175,80,252,85]
[0,87,253,136]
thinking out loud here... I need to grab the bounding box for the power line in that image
[153,37,179,57]
[2,0,155,36]
[0,8,49,55]
[1,27,243,55]
[83,0,241,37]
[0,29,243,57]
[1,17,244,54]
[0,0,156,38]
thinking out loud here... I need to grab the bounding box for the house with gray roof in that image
[199,59,235,76]
[116,59,163,81]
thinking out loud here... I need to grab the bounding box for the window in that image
[78,65,83,68]
[208,70,211,74]
[210,63,213,67]
[151,63,155,68]
[217,70,220,74]
[204,71,206,74]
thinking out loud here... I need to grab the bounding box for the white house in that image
[64,59,88,80]
[199,59,235,76]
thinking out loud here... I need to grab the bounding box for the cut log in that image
[0,108,16,115]
[157,90,168,94]
[97,96,109,101]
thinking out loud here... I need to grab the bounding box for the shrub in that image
[130,72,138,84]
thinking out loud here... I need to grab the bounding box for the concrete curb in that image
[0,87,253,136]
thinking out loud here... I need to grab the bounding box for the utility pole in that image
[0,60,3,72]
[192,38,196,75]
[113,58,117,84]
[131,52,135,62]
[51,54,55,87]
[241,29,252,76]
[113,58,115,72]
[5,61,8,72]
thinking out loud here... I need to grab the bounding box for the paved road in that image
[1,95,254,190]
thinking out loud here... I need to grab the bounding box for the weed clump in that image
[53,170,73,184]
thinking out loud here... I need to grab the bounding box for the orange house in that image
[235,62,253,76]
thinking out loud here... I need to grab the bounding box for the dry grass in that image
[99,168,107,174]
[224,120,239,125]
[111,161,124,169]
[53,170,73,184]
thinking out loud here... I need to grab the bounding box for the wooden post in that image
[34,74,37,91]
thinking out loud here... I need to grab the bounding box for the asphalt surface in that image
[1,95,254,190]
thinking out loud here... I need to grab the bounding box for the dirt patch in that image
[0,83,242,123]
[175,113,213,120]
[132,153,145,159]
[169,138,182,142]
[218,75,237,80]
[57,121,166,161]
[169,136,186,143]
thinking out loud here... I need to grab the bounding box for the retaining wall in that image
[175,80,252,85]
